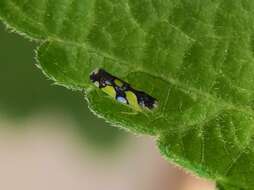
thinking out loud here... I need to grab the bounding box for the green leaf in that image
[0,23,124,148]
[1,0,254,189]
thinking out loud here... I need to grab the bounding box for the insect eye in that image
[105,80,111,85]
[99,79,106,86]
[94,81,100,87]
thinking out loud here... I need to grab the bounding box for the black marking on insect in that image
[89,68,158,111]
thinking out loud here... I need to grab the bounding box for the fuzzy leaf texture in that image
[1,0,254,189]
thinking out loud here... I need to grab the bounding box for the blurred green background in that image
[0,22,125,148]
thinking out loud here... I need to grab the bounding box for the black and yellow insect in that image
[89,69,158,111]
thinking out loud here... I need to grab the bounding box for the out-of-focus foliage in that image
[0,23,124,148]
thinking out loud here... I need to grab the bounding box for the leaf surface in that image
[1,0,254,189]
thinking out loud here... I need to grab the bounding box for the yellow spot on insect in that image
[114,79,123,87]
[101,85,116,98]
[125,91,141,111]
[94,81,100,87]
